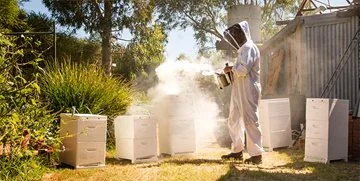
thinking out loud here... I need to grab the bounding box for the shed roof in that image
[260,7,360,51]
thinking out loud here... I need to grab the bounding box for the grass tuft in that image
[41,61,132,118]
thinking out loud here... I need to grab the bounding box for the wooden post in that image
[263,48,285,96]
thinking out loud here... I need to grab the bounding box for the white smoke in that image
[149,59,214,96]
[148,57,224,150]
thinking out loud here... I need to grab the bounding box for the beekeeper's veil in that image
[223,21,252,50]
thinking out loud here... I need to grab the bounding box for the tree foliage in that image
[261,0,302,40]
[0,0,28,32]
[0,0,21,28]
[27,11,102,64]
[43,0,163,75]
[22,12,55,64]
[1,4,102,67]
[56,35,101,64]
[155,0,231,48]
[155,0,301,48]
[113,24,165,90]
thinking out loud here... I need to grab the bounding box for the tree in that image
[112,24,166,90]
[0,1,102,76]
[26,12,101,64]
[0,0,29,32]
[155,0,300,49]
[56,34,101,64]
[0,0,20,28]
[43,0,156,75]
[261,0,302,40]
[24,12,55,63]
[155,0,230,50]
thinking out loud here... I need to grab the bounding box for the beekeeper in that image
[221,21,263,164]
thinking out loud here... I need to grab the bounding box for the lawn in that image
[42,145,360,181]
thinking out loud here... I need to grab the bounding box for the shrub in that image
[0,34,60,180]
[40,61,133,147]
[0,151,50,180]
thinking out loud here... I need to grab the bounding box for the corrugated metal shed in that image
[304,13,359,107]
[261,10,360,112]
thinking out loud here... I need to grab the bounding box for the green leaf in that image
[31,83,41,94]
[11,112,20,123]
[31,98,37,106]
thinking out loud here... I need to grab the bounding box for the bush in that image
[40,61,133,147]
[0,154,50,180]
[0,34,60,180]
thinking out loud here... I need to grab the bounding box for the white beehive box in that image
[158,95,194,117]
[158,116,196,155]
[305,98,349,163]
[259,98,292,151]
[114,115,157,163]
[60,114,107,169]
[156,95,196,155]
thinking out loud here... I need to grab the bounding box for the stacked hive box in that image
[157,95,196,155]
[60,114,107,168]
[305,99,349,163]
[114,115,157,163]
[259,98,292,151]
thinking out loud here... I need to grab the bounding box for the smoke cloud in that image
[148,57,225,150]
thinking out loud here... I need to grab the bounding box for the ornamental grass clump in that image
[40,61,133,147]
[41,61,132,117]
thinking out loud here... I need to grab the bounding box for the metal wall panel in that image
[303,15,359,110]
[261,12,359,110]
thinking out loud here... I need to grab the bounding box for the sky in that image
[22,0,348,61]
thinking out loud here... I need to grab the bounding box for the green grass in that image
[41,146,360,181]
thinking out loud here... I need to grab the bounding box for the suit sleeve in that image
[232,46,257,77]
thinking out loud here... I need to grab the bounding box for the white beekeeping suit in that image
[222,21,263,163]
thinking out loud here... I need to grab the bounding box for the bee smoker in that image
[215,63,233,89]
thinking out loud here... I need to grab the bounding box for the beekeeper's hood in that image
[223,21,252,50]
[238,21,252,42]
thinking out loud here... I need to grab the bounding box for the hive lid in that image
[60,113,107,120]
